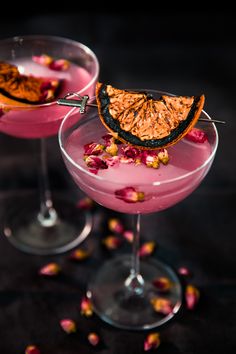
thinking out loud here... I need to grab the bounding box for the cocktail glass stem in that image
[125,214,145,295]
[37,138,58,227]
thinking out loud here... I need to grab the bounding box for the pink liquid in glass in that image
[0,58,94,138]
[64,115,213,214]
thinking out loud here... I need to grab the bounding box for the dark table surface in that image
[0,10,235,354]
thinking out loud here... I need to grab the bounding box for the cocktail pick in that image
[57,94,226,124]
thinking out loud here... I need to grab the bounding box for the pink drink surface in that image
[0,58,94,138]
[64,115,213,214]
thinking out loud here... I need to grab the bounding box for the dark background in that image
[0,9,235,354]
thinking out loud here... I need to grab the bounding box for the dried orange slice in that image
[0,61,61,106]
[96,82,205,149]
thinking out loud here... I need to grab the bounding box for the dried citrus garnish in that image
[96,82,205,149]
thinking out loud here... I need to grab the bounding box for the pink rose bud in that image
[185,128,207,143]
[84,142,104,156]
[185,285,200,310]
[32,54,53,66]
[39,262,60,276]
[49,59,70,71]
[115,186,145,203]
[80,296,93,317]
[60,319,77,333]
[138,242,156,257]
[123,230,134,243]
[102,236,122,250]
[76,197,94,210]
[69,248,90,261]
[144,333,161,351]
[25,345,40,354]
[88,332,100,346]
[150,298,173,315]
[152,277,172,292]
[84,155,108,170]
[108,218,124,234]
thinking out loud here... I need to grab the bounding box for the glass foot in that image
[2,191,92,255]
[87,255,182,330]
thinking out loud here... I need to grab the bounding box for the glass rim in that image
[58,90,219,187]
[0,34,100,109]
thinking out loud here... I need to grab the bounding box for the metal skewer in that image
[57,94,226,124]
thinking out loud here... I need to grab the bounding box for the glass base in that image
[2,191,92,255]
[87,255,182,330]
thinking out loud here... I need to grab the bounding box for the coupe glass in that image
[58,90,218,329]
[0,35,99,255]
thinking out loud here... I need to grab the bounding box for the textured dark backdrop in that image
[0,10,235,354]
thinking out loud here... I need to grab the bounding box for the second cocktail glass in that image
[59,90,218,330]
[0,35,99,255]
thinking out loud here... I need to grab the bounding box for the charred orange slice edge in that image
[96,82,205,149]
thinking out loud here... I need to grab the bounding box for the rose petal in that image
[39,262,60,276]
[80,296,93,317]
[104,155,120,167]
[123,230,134,243]
[150,297,173,315]
[138,242,156,257]
[108,218,124,234]
[185,128,207,143]
[122,146,141,159]
[76,197,94,210]
[25,345,40,354]
[32,54,53,66]
[102,236,122,250]
[115,186,145,203]
[84,155,108,170]
[84,142,104,156]
[60,319,76,333]
[49,59,70,71]
[185,285,200,310]
[69,248,90,261]
[152,277,172,292]
[144,333,161,351]
[88,332,100,346]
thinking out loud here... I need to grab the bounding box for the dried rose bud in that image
[70,248,90,261]
[88,332,100,346]
[185,285,200,310]
[105,156,120,167]
[60,319,76,333]
[158,149,169,165]
[76,197,94,210]
[138,242,155,257]
[151,297,173,315]
[105,143,118,156]
[39,262,60,276]
[115,186,145,203]
[84,155,108,170]
[120,156,134,164]
[122,146,140,159]
[144,332,161,351]
[123,230,134,243]
[152,277,172,292]
[84,142,104,156]
[102,133,115,146]
[80,296,93,317]
[185,128,207,143]
[108,218,124,234]
[25,345,40,354]
[103,236,122,250]
[178,266,191,277]
[141,150,159,168]
[32,54,53,66]
[49,59,70,71]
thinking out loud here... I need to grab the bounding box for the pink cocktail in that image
[59,91,218,329]
[0,35,99,255]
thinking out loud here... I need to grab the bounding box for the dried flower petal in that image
[103,236,122,250]
[39,262,60,276]
[84,142,104,156]
[32,54,53,66]
[102,133,115,146]
[158,149,169,165]
[185,285,200,310]
[84,155,108,170]
[49,59,70,71]
[139,242,156,257]
[115,186,145,203]
[76,197,94,210]
[25,345,40,354]
[144,333,161,351]
[108,218,124,234]
[178,266,191,277]
[80,296,93,317]
[105,142,118,156]
[152,277,172,292]
[105,156,120,167]
[185,128,207,143]
[122,146,140,159]
[88,332,100,346]
[123,230,134,243]
[120,156,134,164]
[89,169,99,175]
[70,248,90,261]
[60,319,76,333]
[151,297,173,315]
[141,150,160,169]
